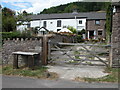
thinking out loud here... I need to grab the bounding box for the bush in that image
[1,31,21,39]
[1,30,32,39]
[76,35,84,43]
[20,30,32,38]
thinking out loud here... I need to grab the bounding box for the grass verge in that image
[75,68,119,83]
[2,65,58,80]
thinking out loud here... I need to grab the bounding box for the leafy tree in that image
[2,7,16,32]
[2,7,32,32]
[64,4,79,13]
[23,10,28,16]
[39,2,110,14]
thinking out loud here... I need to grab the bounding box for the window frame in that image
[79,20,82,24]
[98,31,103,35]
[43,21,47,27]
[95,20,100,25]
[57,20,61,27]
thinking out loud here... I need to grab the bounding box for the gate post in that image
[42,35,48,65]
[41,34,53,65]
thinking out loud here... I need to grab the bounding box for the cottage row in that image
[17,12,106,40]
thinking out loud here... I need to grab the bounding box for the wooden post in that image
[42,35,48,65]
[13,54,19,69]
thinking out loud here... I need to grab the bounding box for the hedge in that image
[1,31,32,39]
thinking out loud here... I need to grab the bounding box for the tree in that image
[23,10,28,16]
[2,7,16,32]
[40,2,110,14]
[64,4,79,13]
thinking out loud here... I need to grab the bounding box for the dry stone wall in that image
[2,38,42,65]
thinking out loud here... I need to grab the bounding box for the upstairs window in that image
[79,20,82,24]
[95,20,100,25]
[43,21,47,27]
[57,20,61,27]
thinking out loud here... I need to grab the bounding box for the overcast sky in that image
[1,0,80,14]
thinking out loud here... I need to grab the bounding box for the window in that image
[63,26,67,28]
[98,31,102,35]
[95,20,100,25]
[57,20,61,27]
[79,20,82,24]
[43,21,47,27]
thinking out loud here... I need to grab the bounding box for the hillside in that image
[39,2,111,14]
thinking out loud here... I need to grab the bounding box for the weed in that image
[83,68,119,83]
[2,65,58,79]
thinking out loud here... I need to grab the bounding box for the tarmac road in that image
[2,75,118,88]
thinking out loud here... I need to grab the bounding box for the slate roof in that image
[26,12,106,20]
[112,2,120,6]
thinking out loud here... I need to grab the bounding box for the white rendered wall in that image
[17,21,28,31]
[30,20,41,27]
[17,25,27,31]
[40,18,86,32]
[17,18,86,32]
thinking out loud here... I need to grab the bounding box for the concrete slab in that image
[47,65,109,80]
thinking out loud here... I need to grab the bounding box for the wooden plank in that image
[51,48,109,54]
[51,53,108,57]
[51,48,71,51]
[68,62,107,66]
[12,51,39,55]
[81,45,109,67]
[51,57,108,62]
[58,42,111,47]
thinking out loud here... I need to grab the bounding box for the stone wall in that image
[2,38,42,65]
[49,33,75,43]
[112,4,120,67]
[1,34,75,65]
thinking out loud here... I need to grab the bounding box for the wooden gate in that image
[48,41,111,67]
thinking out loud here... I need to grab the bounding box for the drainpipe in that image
[75,16,78,35]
